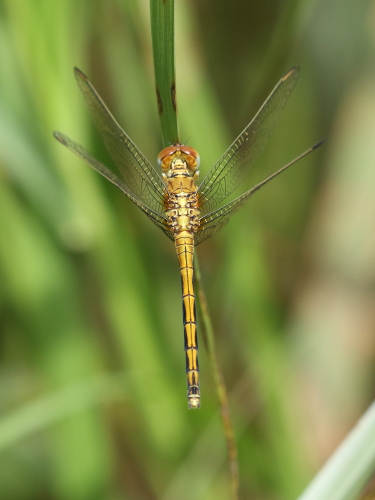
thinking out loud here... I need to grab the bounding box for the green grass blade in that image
[297,400,375,500]
[150,0,179,146]
[0,374,127,451]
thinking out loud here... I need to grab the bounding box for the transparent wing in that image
[54,131,173,239]
[195,190,254,246]
[195,141,324,245]
[198,67,300,214]
[74,67,167,213]
[194,221,230,246]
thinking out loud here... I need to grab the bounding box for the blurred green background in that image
[0,0,375,499]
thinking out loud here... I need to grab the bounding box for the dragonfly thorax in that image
[165,178,200,235]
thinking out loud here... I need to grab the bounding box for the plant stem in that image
[150,0,179,146]
[194,253,239,500]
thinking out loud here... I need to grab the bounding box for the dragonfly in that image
[54,66,322,409]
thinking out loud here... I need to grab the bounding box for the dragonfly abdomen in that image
[175,231,200,409]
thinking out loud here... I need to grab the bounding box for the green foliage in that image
[150,0,179,146]
[0,0,375,499]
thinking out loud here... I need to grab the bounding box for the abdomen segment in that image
[175,231,200,409]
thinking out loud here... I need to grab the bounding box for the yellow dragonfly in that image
[54,66,322,409]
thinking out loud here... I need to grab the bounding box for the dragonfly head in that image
[158,144,200,176]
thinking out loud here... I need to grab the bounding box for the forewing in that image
[54,131,172,239]
[198,67,299,214]
[74,68,167,213]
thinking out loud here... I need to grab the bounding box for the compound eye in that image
[181,146,200,169]
[157,145,177,166]
[181,146,199,161]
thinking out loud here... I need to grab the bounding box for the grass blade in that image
[150,0,179,146]
[297,401,375,500]
[0,375,127,451]
[195,255,239,500]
